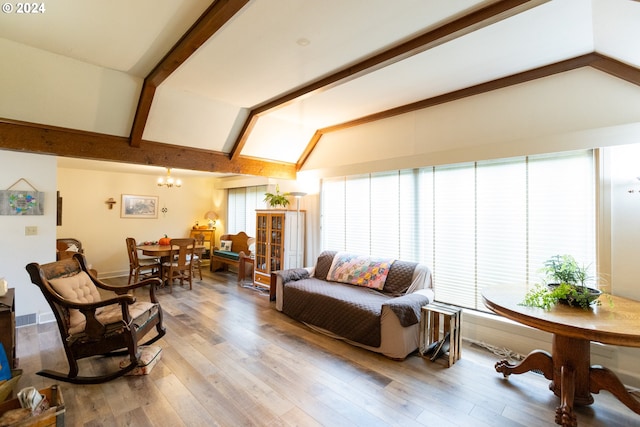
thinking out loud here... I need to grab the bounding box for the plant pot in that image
[548,284,602,307]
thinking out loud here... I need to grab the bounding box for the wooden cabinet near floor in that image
[0,288,16,368]
[254,209,305,289]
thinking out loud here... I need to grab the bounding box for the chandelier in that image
[157,168,182,188]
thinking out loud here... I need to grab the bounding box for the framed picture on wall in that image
[121,194,158,219]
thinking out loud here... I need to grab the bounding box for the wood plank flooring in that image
[13,270,640,426]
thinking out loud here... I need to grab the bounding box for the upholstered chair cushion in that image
[94,302,158,334]
[49,271,158,335]
[49,271,102,333]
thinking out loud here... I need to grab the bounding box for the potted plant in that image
[521,254,603,309]
[263,185,290,208]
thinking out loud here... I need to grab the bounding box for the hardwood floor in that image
[14,270,639,426]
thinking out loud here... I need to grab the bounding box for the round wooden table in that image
[482,285,640,427]
[138,244,205,260]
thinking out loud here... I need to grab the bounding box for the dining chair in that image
[161,238,195,293]
[126,237,161,285]
[189,233,205,280]
[56,238,84,261]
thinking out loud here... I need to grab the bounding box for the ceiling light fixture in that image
[157,168,181,188]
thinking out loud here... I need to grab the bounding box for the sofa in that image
[274,251,434,359]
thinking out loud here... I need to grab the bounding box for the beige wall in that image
[57,166,225,278]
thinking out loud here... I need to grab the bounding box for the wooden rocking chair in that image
[26,253,166,384]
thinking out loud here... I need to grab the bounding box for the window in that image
[321,150,595,311]
[227,185,267,237]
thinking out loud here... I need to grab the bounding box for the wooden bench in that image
[210,232,254,282]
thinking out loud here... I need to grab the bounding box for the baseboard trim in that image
[15,313,37,327]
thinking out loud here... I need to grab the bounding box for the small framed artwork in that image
[121,194,158,219]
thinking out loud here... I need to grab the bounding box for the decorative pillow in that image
[220,240,233,251]
[327,252,394,290]
[49,271,102,333]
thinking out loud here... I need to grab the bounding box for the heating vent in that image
[16,313,37,327]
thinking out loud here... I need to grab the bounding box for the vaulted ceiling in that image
[1,0,638,179]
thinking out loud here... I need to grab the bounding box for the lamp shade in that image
[204,210,218,221]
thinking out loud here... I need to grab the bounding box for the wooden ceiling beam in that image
[0,119,295,179]
[130,0,250,148]
[230,0,548,161]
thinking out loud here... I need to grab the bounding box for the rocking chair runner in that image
[25,253,166,384]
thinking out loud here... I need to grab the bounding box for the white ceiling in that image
[1,0,639,175]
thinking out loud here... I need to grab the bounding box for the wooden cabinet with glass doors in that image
[254,209,305,289]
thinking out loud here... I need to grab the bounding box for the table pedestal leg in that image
[590,365,640,415]
[549,335,593,406]
[555,365,577,427]
[494,334,593,427]
[495,349,553,379]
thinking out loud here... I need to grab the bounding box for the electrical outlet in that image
[25,226,37,236]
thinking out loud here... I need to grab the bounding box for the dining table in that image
[137,244,206,285]
[482,285,640,426]
[137,243,206,260]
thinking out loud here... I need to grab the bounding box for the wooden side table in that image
[420,302,462,367]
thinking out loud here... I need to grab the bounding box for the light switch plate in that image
[25,226,37,236]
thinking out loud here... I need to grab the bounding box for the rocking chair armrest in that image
[110,277,162,303]
[110,277,162,294]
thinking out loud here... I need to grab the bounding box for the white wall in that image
[0,38,141,136]
[0,151,56,318]
[304,68,640,178]
[610,144,640,300]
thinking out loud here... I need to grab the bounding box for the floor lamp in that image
[289,192,306,268]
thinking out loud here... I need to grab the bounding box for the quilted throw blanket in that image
[327,252,395,290]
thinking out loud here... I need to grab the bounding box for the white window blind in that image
[432,163,476,307]
[320,150,595,311]
[370,171,400,258]
[345,175,371,254]
[227,185,267,237]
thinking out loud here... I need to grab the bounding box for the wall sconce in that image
[204,210,218,229]
[157,168,182,188]
[105,198,116,209]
